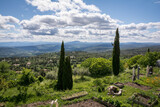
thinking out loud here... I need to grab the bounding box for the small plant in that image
[38,76,44,82]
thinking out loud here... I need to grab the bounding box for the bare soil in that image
[63,99,106,107]
[124,82,152,90]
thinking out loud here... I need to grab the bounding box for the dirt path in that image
[124,82,152,90]
[63,99,106,107]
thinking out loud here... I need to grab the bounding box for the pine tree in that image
[57,41,65,90]
[112,28,120,76]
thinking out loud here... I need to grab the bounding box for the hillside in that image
[0,41,160,57]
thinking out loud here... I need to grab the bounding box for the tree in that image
[63,56,73,90]
[0,61,10,73]
[147,48,150,53]
[112,28,120,76]
[57,41,65,90]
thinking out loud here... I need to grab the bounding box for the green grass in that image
[0,68,160,107]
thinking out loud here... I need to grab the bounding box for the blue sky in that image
[0,0,160,42]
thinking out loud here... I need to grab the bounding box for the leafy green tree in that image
[81,58,97,68]
[0,62,10,73]
[137,52,160,67]
[57,41,65,90]
[18,68,35,86]
[112,28,120,76]
[89,58,112,76]
[127,55,142,68]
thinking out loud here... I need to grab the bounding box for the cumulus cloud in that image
[26,0,100,12]
[1,0,160,43]
[0,14,19,30]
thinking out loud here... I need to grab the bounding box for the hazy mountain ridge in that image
[0,41,160,57]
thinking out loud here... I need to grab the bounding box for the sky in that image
[0,0,160,43]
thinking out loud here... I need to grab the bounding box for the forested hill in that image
[0,41,160,57]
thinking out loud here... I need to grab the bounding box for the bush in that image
[98,86,105,92]
[18,68,35,86]
[89,58,112,76]
[137,52,160,67]
[81,58,97,68]
[93,79,102,86]
[38,76,44,82]
[46,71,57,80]
[72,67,90,76]
[0,61,10,73]
[127,55,142,69]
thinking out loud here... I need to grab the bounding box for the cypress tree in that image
[147,48,150,53]
[66,56,73,90]
[57,41,65,90]
[112,28,120,76]
[63,56,73,90]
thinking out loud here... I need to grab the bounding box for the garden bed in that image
[63,99,106,107]
[114,82,124,88]
[61,91,88,100]
[129,93,158,107]
[124,82,152,90]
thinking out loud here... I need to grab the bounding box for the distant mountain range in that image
[0,41,160,57]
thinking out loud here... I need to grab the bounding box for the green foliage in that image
[63,56,73,90]
[137,52,160,67]
[93,79,102,86]
[73,67,90,76]
[57,42,73,90]
[89,58,112,76]
[98,86,105,92]
[38,76,44,82]
[46,71,57,80]
[18,68,35,86]
[127,55,142,68]
[112,28,120,76]
[66,56,73,90]
[0,61,10,73]
[81,58,97,68]
[16,86,28,102]
[57,41,65,90]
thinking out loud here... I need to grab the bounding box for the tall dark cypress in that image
[57,41,65,90]
[112,28,120,76]
[66,56,73,90]
[63,56,73,90]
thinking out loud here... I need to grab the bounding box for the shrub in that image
[127,55,142,68]
[0,61,10,73]
[137,52,160,67]
[38,76,44,82]
[81,58,97,68]
[93,79,102,86]
[46,71,57,80]
[89,58,112,76]
[98,86,105,92]
[72,67,90,76]
[18,68,35,86]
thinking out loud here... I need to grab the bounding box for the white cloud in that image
[154,1,160,3]
[26,0,100,12]
[0,0,160,43]
[0,14,19,30]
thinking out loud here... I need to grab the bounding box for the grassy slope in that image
[1,68,160,107]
